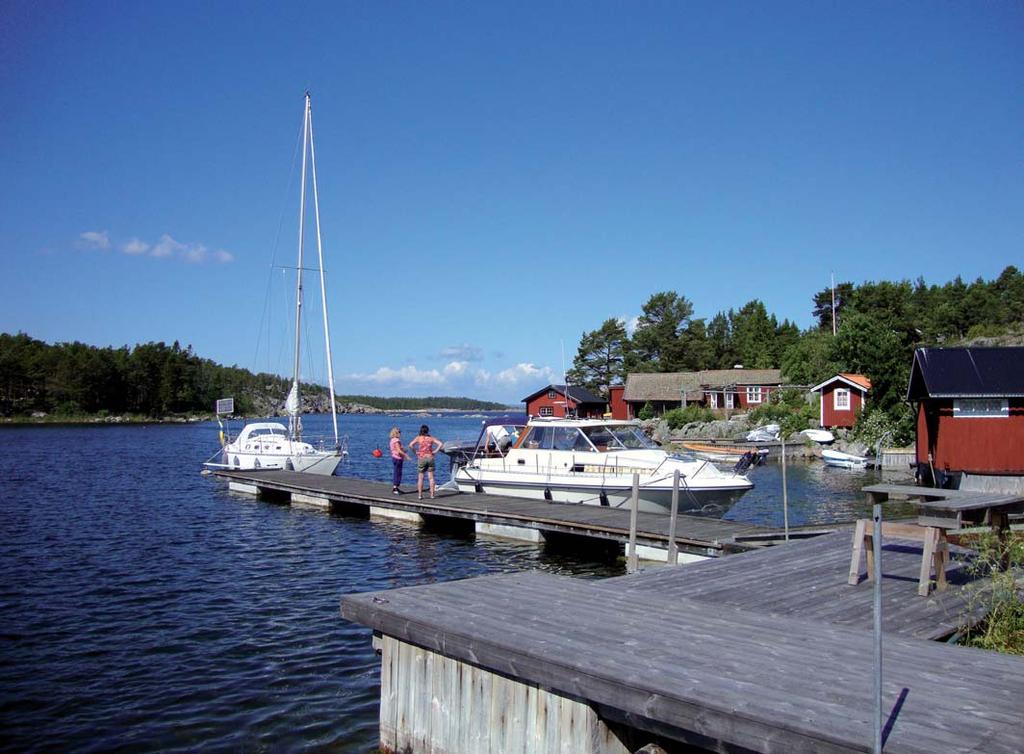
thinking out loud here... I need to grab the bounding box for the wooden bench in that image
[850,484,1024,597]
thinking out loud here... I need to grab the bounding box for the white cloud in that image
[348,365,448,387]
[443,360,468,377]
[79,230,111,250]
[622,315,640,336]
[76,230,234,265]
[182,244,208,264]
[121,238,149,255]
[342,359,557,402]
[151,234,185,258]
[495,362,556,386]
[439,343,484,362]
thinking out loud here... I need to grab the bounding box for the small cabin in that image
[810,373,871,428]
[521,384,607,419]
[908,347,1024,491]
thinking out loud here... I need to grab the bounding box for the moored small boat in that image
[822,448,870,469]
[681,442,769,465]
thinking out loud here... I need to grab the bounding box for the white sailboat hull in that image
[222,448,341,475]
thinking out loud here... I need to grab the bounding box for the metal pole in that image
[627,473,640,573]
[781,436,790,542]
[667,470,680,565]
[872,501,883,754]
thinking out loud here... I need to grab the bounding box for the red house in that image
[810,373,871,428]
[908,347,1024,491]
[521,384,607,418]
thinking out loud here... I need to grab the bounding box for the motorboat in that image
[450,417,753,514]
[745,424,780,442]
[822,449,870,469]
[800,429,835,444]
[681,442,768,465]
[204,93,343,477]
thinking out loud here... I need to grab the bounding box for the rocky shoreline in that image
[640,414,874,459]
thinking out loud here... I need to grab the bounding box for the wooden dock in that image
[342,537,1024,754]
[213,469,769,559]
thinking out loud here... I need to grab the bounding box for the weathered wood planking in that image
[214,469,766,551]
[377,635,631,754]
[343,571,1024,754]
[603,531,987,640]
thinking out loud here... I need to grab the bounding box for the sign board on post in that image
[215,398,235,415]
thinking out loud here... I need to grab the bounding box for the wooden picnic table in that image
[849,483,1024,596]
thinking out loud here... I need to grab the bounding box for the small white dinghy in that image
[800,429,835,444]
[822,449,869,469]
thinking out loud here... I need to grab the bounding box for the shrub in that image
[662,405,714,429]
[749,389,818,438]
[958,532,1024,655]
[852,405,915,447]
[638,401,654,420]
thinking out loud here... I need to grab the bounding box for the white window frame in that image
[834,388,851,411]
[953,398,1008,418]
[725,391,735,409]
[710,392,718,409]
[539,406,554,417]
[746,386,763,404]
[547,390,557,399]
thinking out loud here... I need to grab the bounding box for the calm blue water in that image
[0,414,906,752]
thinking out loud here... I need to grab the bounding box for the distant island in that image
[0,333,509,423]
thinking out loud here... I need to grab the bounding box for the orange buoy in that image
[372,448,383,458]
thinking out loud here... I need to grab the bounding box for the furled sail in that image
[286,381,300,417]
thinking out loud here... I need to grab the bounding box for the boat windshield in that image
[609,425,658,450]
[580,424,658,451]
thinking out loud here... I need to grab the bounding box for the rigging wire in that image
[253,112,306,377]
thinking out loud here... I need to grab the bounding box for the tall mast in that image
[307,96,340,447]
[291,93,311,440]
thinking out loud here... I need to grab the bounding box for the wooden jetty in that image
[213,469,769,560]
[341,527,1023,753]
[343,562,1024,754]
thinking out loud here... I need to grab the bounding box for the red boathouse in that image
[908,347,1024,491]
[521,384,607,419]
[810,373,871,429]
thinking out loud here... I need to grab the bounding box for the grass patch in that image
[958,531,1024,655]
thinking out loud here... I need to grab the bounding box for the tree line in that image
[568,266,1024,439]
[0,333,505,418]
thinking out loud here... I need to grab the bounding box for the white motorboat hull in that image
[454,466,751,514]
[821,449,869,469]
[801,429,835,444]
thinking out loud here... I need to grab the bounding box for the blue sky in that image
[2,2,1021,403]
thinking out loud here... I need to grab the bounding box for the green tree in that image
[780,330,840,385]
[568,318,629,394]
[832,311,908,413]
[629,292,695,372]
[730,300,776,369]
[812,281,854,332]
[705,312,735,369]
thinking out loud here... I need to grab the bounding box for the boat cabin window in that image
[523,426,554,449]
[581,426,617,451]
[550,427,594,452]
[250,427,287,438]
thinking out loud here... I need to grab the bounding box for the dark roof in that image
[907,347,1024,400]
[521,384,606,405]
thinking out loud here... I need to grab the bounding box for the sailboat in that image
[206,93,342,476]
